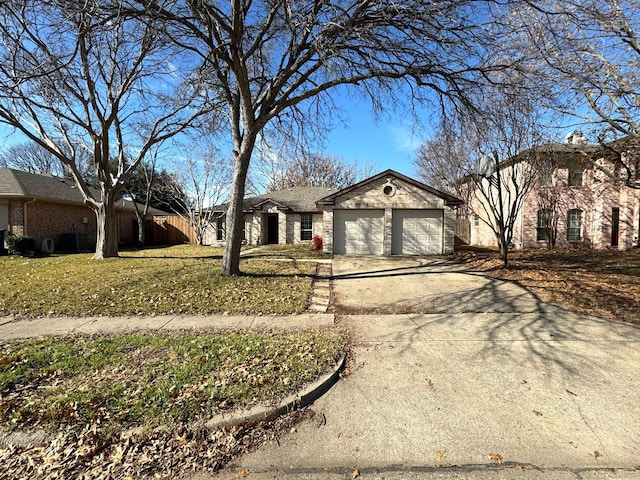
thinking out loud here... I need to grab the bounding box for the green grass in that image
[0,245,316,316]
[242,243,330,259]
[0,330,346,440]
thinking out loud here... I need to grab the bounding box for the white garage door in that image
[392,209,443,255]
[333,209,384,255]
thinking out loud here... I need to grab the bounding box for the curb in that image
[204,352,347,431]
[0,352,348,449]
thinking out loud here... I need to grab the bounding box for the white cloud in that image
[388,123,422,153]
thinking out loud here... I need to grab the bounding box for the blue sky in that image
[310,85,432,178]
[321,109,426,178]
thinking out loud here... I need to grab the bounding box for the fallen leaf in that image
[594,450,602,458]
[352,469,360,478]
[425,379,434,387]
[513,464,524,470]
[533,410,543,416]
[435,449,445,459]
[236,469,250,478]
[489,452,503,464]
[337,432,342,438]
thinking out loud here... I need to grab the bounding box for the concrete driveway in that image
[215,257,640,479]
[330,256,544,314]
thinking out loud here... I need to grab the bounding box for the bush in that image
[312,234,323,250]
[6,234,37,256]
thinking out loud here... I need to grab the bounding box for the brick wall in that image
[467,162,640,251]
[6,198,145,252]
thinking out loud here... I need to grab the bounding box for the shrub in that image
[6,234,37,256]
[312,234,323,250]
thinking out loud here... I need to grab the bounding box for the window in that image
[536,209,552,241]
[216,216,225,241]
[567,209,583,242]
[473,214,480,227]
[567,161,583,187]
[301,214,313,241]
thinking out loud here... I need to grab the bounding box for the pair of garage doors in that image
[333,209,443,255]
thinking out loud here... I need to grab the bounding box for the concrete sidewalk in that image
[0,313,335,340]
[213,311,640,479]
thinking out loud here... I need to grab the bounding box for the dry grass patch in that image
[0,245,315,316]
[0,329,347,477]
[457,247,640,324]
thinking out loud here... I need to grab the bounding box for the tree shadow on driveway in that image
[331,256,640,377]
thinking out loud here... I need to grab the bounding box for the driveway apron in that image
[217,257,640,478]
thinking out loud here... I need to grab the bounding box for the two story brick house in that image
[467,136,640,251]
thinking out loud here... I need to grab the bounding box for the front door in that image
[267,214,279,244]
[611,207,620,247]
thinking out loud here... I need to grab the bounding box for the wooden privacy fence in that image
[146,215,197,245]
[454,218,470,246]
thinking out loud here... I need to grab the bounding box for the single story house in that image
[0,168,163,253]
[317,170,463,255]
[208,185,337,247]
[211,170,463,255]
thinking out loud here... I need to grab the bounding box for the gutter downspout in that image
[23,197,36,236]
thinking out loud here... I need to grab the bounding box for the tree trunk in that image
[497,230,509,267]
[135,209,145,247]
[93,195,120,259]
[222,149,252,276]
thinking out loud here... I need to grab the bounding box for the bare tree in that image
[167,142,233,246]
[137,0,513,275]
[416,84,548,265]
[0,141,64,176]
[0,0,206,258]
[514,0,640,187]
[124,147,162,247]
[259,152,373,191]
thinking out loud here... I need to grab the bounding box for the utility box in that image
[58,233,89,253]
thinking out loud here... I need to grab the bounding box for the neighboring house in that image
[212,170,463,255]
[466,135,640,250]
[0,168,163,252]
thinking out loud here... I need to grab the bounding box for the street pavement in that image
[211,256,640,479]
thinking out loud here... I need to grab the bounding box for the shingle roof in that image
[241,186,338,212]
[0,168,168,214]
[0,168,86,202]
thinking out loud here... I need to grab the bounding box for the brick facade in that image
[211,208,323,247]
[5,198,140,252]
[467,152,640,251]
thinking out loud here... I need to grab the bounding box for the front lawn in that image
[458,247,640,324]
[0,245,316,316]
[242,243,329,259]
[0,329,347,477]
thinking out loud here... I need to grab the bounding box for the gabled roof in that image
[0,168,168,214]
[239,186,338,213]
[316,169,464,207]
